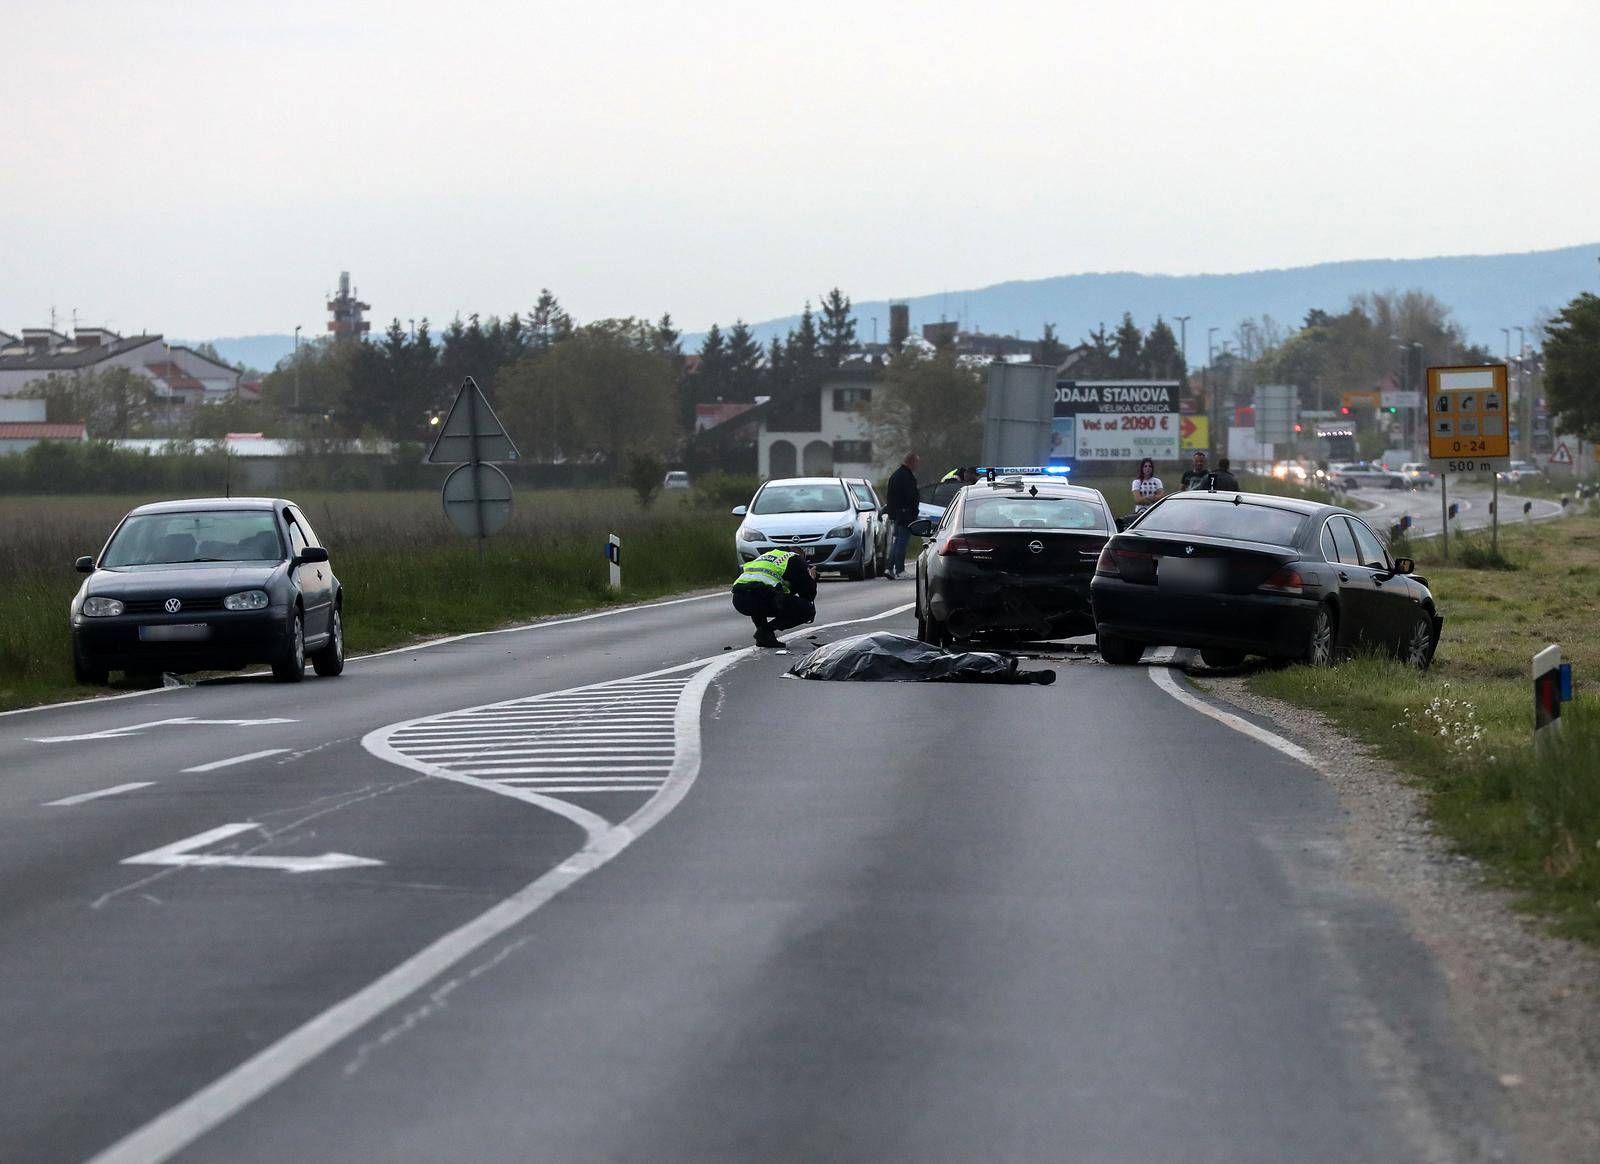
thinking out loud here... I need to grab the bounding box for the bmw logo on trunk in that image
[164,598,182,613]
[1184,546,1195,555]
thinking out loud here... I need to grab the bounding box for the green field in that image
[0,489,738,711]
[1247,512,1600,941]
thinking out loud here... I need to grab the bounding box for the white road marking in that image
[88,600,913,1164]
[121,823,385,874]
[29,717,297,744]
[181,748,291,773]
[44,782,155,807]
[1147,651,1317,768]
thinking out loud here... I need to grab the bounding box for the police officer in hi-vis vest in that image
[731,548,818,647]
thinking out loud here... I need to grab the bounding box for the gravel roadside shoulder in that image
[1205,674,1600,1162]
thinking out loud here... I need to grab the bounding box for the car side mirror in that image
[1393,557,1414,575]
[297,546,330,565]
[730,504,748,517]
[75,555,95,574]
[907,518,936,537]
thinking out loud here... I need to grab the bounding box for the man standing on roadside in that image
[885,452,921,580]
[731,548,817,647]
[1180,450,1210,490]
[1209,457,1240,491]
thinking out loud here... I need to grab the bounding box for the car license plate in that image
[139,623,212,642]
[1158,558,1224,592]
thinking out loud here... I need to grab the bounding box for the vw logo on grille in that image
[164,598,182,613]
[1028,540,1044,554]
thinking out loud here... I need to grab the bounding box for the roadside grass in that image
[0,490,737,712]
[1248,510,1600,941]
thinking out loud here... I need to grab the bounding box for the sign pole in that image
[1491,469,1499,554]
[467,379,484,565]
[1440,473,1449,561]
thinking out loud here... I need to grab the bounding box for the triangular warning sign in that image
[1550,441,1573,465]
[425,377,520,464]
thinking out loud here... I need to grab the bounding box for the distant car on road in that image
[1497,461,1544,485]
[70,497,344,685]
[1399,462,1437,488]
[843,477,891,577]
[1090,491,1441,669]
[910,476,1116,645]
[662,470,691,489]
[732,476,881,579]
[1329,461,1409,490]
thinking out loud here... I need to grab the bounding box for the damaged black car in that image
[910,477,1115,646]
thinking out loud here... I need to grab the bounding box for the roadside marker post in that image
[606,534,622,591]
[1533,644,1566,753]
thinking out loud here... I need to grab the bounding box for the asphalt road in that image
[1352,479,1565,538]
[1,573,1512,1162]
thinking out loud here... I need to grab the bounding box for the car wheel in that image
[72,647,109,686]
[1199,646,1246,669]
[272,611,306,683]
[312,606,345,677]
[1398,610,1435,670]
[1303,605,1337,667]
[1097,630,1144,665]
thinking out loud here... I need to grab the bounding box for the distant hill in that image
[718,242,1600,355]
[199,243,1598,370]
[182,333,299,374]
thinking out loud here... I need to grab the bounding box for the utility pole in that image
[293,325,302,409]
[1174,315,1191,376]
[1207,326,1220,461]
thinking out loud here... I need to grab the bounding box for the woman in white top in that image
[1130,457,1165,515]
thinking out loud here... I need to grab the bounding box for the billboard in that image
[1054,380,1180,461]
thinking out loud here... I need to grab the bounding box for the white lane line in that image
[491,775,668,784]
[457,765,673,776]
[501,785,664,793]
[182,749,291,773]
[1147,654,1317,768]
[44,782,155,807]
[88,600,914,1164]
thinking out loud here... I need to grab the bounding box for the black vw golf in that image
[70,497,344,684]
[1089,491,1442,668]
[911,477,1115,644]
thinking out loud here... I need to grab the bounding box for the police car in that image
[909,467,1112,645]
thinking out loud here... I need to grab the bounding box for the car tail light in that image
[1095,546,1119,575]
[939,536,997,558]
[1258,567,1305,595]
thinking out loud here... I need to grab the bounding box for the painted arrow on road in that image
[122,823,384,874]
[30,717,297,744]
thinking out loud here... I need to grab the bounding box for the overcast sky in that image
[4,0,1597,338]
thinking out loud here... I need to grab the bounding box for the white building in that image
[754,370,879,480]
[0,396,86,455]
[0,327,240,408]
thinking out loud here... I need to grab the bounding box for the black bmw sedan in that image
[1089,491,1442,668]
[70,497,344,684]
[911,477,1116,644]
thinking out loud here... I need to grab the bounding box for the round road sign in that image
[441,462,513,539]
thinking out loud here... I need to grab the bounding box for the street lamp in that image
[1173,315,1191,376]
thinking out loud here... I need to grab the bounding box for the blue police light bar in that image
[979,465,1072,477]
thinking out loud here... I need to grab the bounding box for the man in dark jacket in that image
[1208,457,1241,491]
[731,549,818,647]
[884,452,921,580]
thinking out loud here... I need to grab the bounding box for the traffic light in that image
[1340,406,1351,415]
[1386,406,1398,414]
[1293,423,1303,433]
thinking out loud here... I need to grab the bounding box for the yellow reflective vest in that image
[736,549,797,593]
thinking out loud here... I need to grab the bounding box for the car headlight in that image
[827,524,855,539]
[223,589,270,611]
[81,596,124,617]
[739,527,766,542]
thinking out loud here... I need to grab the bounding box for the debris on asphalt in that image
[787,632,1056,685]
